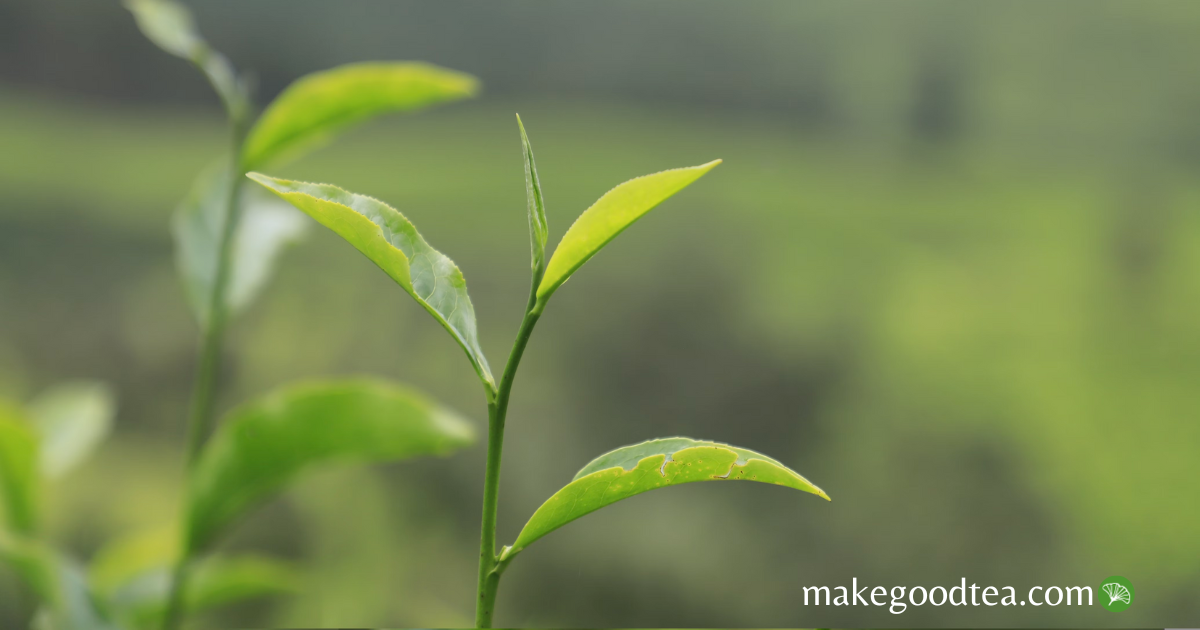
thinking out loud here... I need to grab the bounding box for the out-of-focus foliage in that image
[123,0,247,120]
[27,382,115,480]
[185,378,475,553]
[172,160,308,327]
[0,402,39,535]
[2,1,1200,627]
[242,62,480,170]
[88,527,299,629]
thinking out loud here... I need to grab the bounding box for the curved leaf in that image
[124,0,246,120]
[501,437,826,561]
[174,161,307,327]
[28,381,115,479]
[0,401,38,534]
[242,62,479,170]
[246,174,495,387]
[184,378,475,553]
[536,160,721,304]
[517,114,548,272]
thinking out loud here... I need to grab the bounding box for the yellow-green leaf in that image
[184,378,475,553]
[242,62,479,170]
[536,160,721,304]
[246,174,494,387]
[0,401,38,534]
[501,437,826,562]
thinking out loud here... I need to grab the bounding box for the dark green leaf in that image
[124,0,247,120]
[28,381,115,479]
[0,401,38,534]
[536,160,721,306]
[241,62,479,170]
[501,437,827,562]
[184,378,475,553]
[173,161,307,327]
[517,114,548,272]
[246,174,495,388]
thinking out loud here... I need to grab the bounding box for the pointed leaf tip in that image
[536,159,721,303]
[504,436,823,561]
[246,172,494,387]
[517,114,549,272]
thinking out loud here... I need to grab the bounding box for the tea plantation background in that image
[2,1,1199,627]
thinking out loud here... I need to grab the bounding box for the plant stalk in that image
[162,120,249,630]
[475,279,544,627]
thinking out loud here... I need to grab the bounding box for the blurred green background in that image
[2,0,1199,627]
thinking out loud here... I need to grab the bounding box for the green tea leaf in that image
[242,62,480,170]
[184,378,475,553]
[174,161,307,327]
[501,437,827,561]
[33,560,123,630]
[89,527,176,602]
[536,160,721,304]
[124,0,246,120]
[98,552,299,629]
[0,401,38,534]
[89,527,296,627]
[27,381,115,479]
[517,114,548,272]
[0,529,56,605]
[2,540,120,630]
[246,174,495,387]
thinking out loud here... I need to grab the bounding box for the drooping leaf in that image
[242,62,479,170]
[517,114,548,272]
[27,381,115,479]
[501,437,827,562]
[246,174,495,387]
[0,401,38,534]
[536,160,722,304]
[124,0,247,120]
[173,161,307,327]
[184,378,475,553]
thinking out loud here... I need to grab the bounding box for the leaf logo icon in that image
[1099,576,1134,612]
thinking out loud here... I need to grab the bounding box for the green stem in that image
[475,281,544,628]
[162,121,249,630]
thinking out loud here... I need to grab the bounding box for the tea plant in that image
[0,382,116,629]
[249,115,831,626]
[1,1,482,628]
